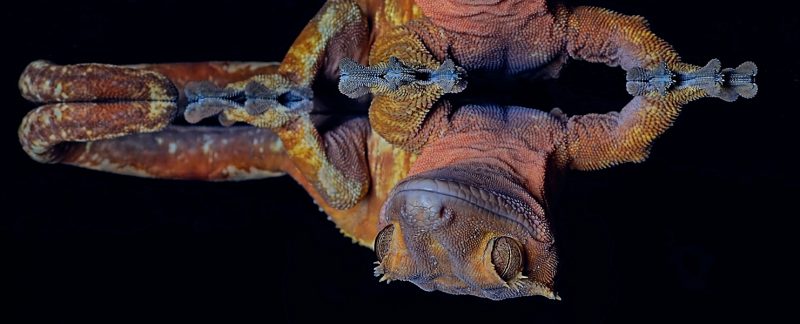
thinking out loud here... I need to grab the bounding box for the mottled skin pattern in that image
[17,0,755,300]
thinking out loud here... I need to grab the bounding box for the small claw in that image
[377,274,393,284]
[373,263,386,277]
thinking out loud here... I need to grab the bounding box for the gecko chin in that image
[374,166,559,300]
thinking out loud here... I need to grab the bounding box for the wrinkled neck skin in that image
[407,104,568,221]
[414,0,549,36]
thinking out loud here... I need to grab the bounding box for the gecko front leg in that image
[553,6,759,168]
[564,56,755,171]
[564,6,757,100]
[184,0,371,209]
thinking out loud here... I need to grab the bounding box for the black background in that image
[2,0,796,323]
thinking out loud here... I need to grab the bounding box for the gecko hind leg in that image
[183,74,368,210]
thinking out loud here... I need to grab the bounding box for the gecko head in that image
[374,163,559,300]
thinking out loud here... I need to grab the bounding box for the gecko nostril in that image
[440,207,454,223]
[398,191,454,230]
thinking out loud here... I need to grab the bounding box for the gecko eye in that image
[374,224,395,262]
[490,236,524,282]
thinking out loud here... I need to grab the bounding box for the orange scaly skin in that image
[17,0,755,300]
[363,1,713,151]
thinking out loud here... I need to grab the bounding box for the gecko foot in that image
[184,75,313,129]
[626,59,757,101]
[676,59,758,102]
[338,56,467,98]
[184,81,243,125]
